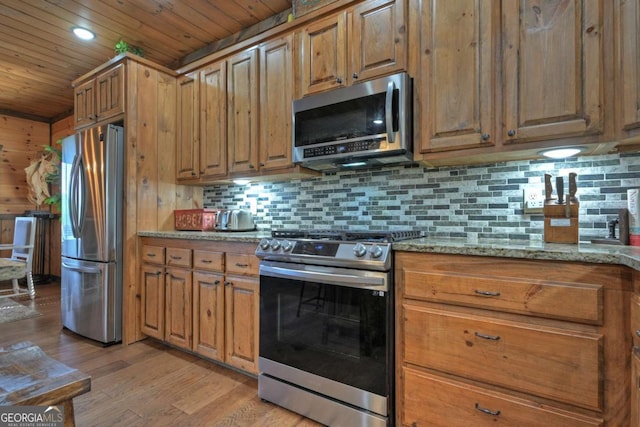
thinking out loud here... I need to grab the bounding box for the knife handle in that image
[544,174,553,200]
[556,177,564,204]
[569,172,577,199]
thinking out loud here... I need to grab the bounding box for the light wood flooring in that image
[0,282,322,427]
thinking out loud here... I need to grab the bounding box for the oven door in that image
[259,260,393,418]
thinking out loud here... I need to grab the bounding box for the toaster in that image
[223,209,256,231]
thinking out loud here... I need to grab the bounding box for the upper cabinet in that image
[259,34,295,171]
[176,63,228,182]
[415,1,497,153]
[227,49,259,175]
[616,0,640,141]
[299,0,406,96]
[501,0,604,144]
[74,63,125,129]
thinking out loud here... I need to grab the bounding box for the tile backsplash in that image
[204,152,640,242]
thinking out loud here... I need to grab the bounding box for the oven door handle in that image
[260,263,389,291]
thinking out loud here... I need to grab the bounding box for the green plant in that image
[114,39,144,57]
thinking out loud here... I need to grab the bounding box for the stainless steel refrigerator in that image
[61,124,124,344]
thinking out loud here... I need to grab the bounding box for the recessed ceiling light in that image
[539,147,583,159]
[72,27,95,41]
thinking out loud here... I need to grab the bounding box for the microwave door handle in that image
[385,80,396,143]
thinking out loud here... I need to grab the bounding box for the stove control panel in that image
[255,238,392,268]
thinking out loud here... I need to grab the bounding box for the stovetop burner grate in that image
[271,229,423,243]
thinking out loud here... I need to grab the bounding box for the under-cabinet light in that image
[539,147,584,159]
[233,179,251,185]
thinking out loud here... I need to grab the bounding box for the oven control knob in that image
[281,240,293,252]
[270,239,281,250]
[259,238,271,250]
[353,243,367,257]
[369,244,384,258]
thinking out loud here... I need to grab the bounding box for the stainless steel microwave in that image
[292,72,413,172]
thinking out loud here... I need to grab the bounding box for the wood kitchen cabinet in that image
[396,252,632,426]
[615,0,640,141]
[501,0,603,144]
[414,0,497,153]
[259,34,294,171]
[227,49,259,175]
[74,63,124,129]
[176,63,228,181]
[139,237,260,375]
[299,0,406,96]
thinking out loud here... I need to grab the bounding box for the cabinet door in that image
[200,62,228,178]
[165,267,192,350]
[502,0,603,143]
[95,63,125,122]
[618,0,640,134]
[301,11,347,95]
[193,271,225,361]
[227,49,259,175]
[350,0,406,84]
[176,73,200,180]
[259,35,294,171]
[74,79,96,129]
[633,349,640,427]
[417,0,496,153]
[140,264,164,339]
[225,275,259,374]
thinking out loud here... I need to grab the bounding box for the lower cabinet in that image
[396,252,632,426]
[140,237,259,374]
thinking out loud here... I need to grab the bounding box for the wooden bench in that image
[0,341,91,427]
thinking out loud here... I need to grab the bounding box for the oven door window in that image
[260,274,390,396]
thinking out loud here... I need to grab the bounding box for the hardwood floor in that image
[0,282,322,426]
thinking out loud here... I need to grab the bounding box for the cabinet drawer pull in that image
[170,255,182,260]
[201,259,212,264]
[146,253,156,257]
[235,263,249,268]
[474,289,500,297]
[474,332,500,341]
[475,403,501,416]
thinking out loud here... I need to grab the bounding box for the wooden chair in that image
[0,217,37,299]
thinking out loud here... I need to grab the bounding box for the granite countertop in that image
[138,230,640,271]
[394,237,640,271]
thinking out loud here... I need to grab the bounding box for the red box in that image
[174,209,217,231]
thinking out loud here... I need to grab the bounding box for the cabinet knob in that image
[214,280,220,285]
[481,133,490,141]
[336,77,343,84]
[224,281,231,286]
[352,73,358,79]
[507,129,516,137]
[259,162,265,167]
[191,172,196,176]
[636,329,640,338]
[249,163,255,169]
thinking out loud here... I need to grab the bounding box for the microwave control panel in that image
[303,137,384,159]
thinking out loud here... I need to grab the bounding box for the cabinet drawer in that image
[403,304,602,410]
[402,367,603,427]
[632,295,640,347]
[402,269,602,323]
[193,250,224,272]
[226,253,258,276]
[142,245,165,265]
[166,247,192,268]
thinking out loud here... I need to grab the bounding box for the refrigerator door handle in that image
[69,154,81,238]
[76,155,87,235]
[61,261,101,275]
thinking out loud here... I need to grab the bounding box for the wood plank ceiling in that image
[0,0,292,122]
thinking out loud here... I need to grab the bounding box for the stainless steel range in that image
[256,229,422,427]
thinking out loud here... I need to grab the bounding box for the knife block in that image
[544,200,579,244]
